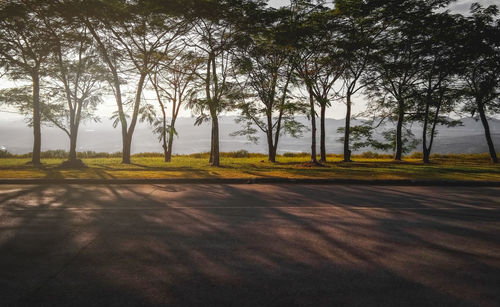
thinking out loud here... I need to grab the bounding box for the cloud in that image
[448,0,498,14]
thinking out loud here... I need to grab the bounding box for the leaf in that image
[110,111,129,129]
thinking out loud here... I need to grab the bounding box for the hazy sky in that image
[269,0,497,12]
[0,0,497,122]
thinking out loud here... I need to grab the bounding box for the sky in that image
[0,0,497,122]
[269,0,498,12]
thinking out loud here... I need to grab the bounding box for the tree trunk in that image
[162,141,168,162]
[161,115,168,162]
[272,109,285,164]
[69,124,78,162]
[210,111,220,166]
[422,94,442,164]
[422,95,431,164]
[320,104,326,163]
[122,136,132,164]
[209,129,214,164]
[266,113,275,162]
[31,73,42,166]
[309,88,317,164]
[85,22,130,165]
[477,99,498,163]
[122,73,147,164]
[423,148,431,164]
[165,118,175,162]
[343,93,352,162]
[166,133,174,162]
[394,102,404,161]
[267,131,276,162]
[270,70,290,163]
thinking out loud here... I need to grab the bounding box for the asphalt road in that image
[0,184,499,307]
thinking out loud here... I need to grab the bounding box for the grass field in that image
[0,152,499,181]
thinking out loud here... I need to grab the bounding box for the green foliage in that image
[1,0,499,166]
[0,87,32,117]
[360,151,382,159]
[131,152,164,158]
[228,150,251,158]
[0,149,14,158]
[408,152,423,159]
[78,151,122,159]
[338,123,419,155]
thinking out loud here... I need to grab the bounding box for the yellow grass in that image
[0,154,499,181]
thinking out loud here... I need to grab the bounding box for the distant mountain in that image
[0,116,499,155]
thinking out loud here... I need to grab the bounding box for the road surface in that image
[0,184,499,306]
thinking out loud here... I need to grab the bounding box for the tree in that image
[233,6,305,162]
[364,7,421,161]
[415,12,462,163]
[334,0,382,162]
[458,4,500,163]
[43,21,105,167]
[363,0,452,161]
[149,51,202,162]
[187,1,250,167]
[294,4,343,163]
[82,0,186,164]
[0,0,53,166]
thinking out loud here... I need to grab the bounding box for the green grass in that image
[0,153,499,181]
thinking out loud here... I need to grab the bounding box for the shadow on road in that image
[0,184,499,306]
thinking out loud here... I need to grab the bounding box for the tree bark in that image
[394,102,404,161]
[122,136,132,164]
[343,92,352,162]
[477,99,498,163]
[269,70,291,163]
[309,88,317,164]
[266,112,276,162]
[31,72,42,166]
[422,95,442,164]
[165,118,176,162]
[85,21,130,165]
[272,119,281,163]
[122,73,147,164]
[210,111,220,166]
[69,124,78,162]
[160,104,169,162]
[166,132,174,162]
[162,139,168,162]
[267,131,276,162]
[209,129,214,164]
[422,95,431,164]
[320,104,326,163]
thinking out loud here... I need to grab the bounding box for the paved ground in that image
[0,184,499,307]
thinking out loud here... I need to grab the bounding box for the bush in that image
[408,152,423,159]
[282,152,309,157]
[0,149,14,158]
[40,150,69,159]
[359,151,380,159]
[77,151,108,158]
[355,152,393,159]
[227,150,251,158]
[188,152,210,159]
[76,151,122,158]
[132,152,163,158]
